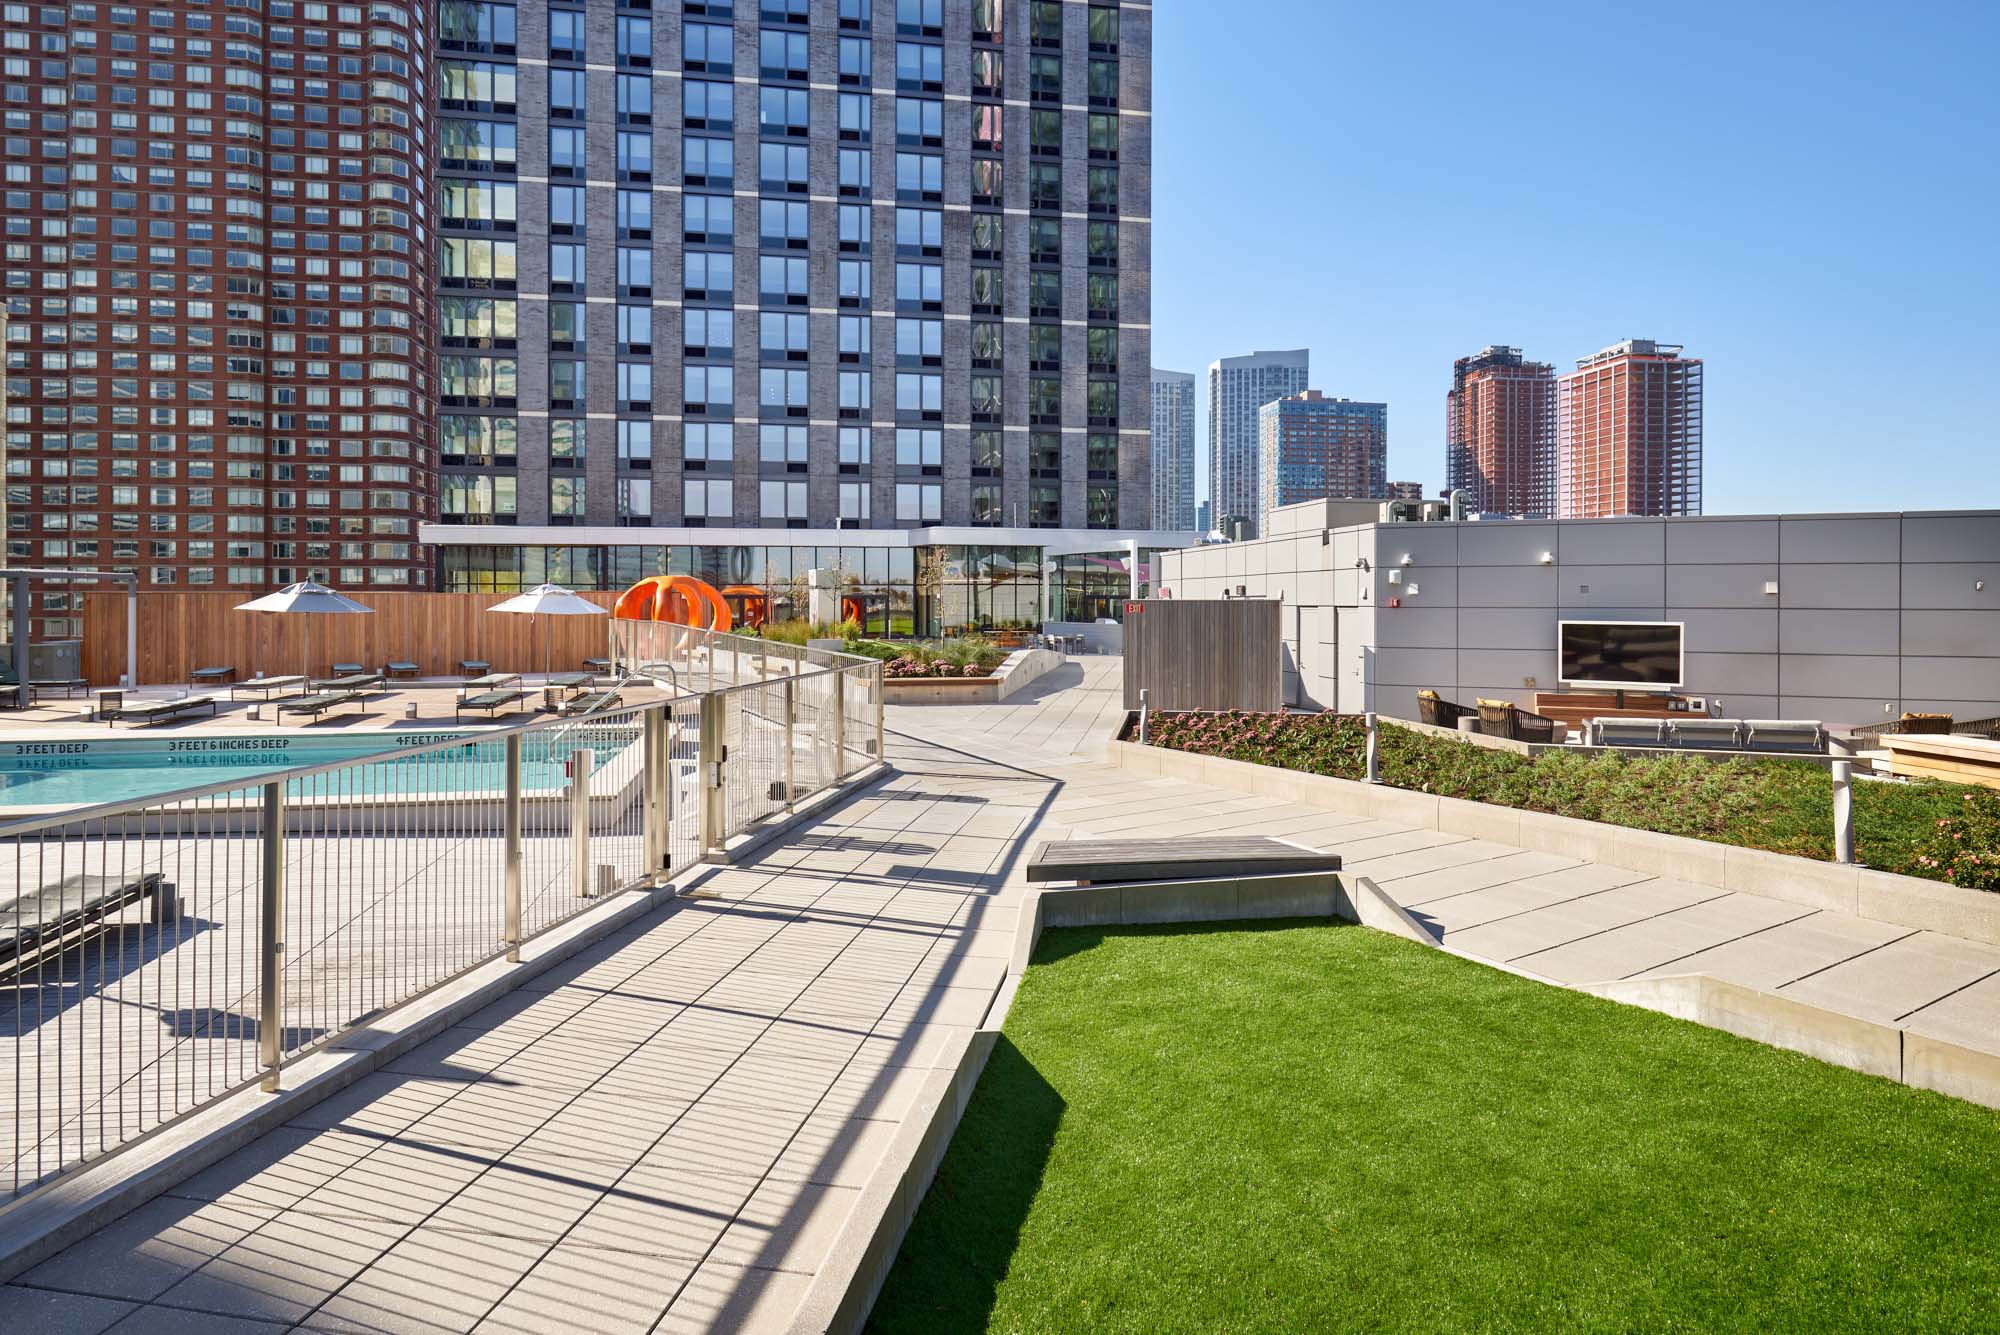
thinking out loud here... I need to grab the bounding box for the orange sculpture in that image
[611,575,733,631]
[840,594,865,627]
[720,585,769,628]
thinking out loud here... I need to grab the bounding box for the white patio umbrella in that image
[484,583,609,679]
[233,581,374,682]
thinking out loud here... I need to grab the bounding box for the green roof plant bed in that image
[871,921,2000,1333]
[1140,712,2000,891]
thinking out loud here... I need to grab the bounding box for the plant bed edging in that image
[1104,734,2000,948]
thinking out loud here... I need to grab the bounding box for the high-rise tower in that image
[1149,368,1195,530]
[1555,339,1703,518]
[0,0,439,631]
[1207,348,1308,539]
[1445,345,1554,518]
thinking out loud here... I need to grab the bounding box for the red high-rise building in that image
[1,0,437,637]
[1445,346,1554,517]
[1555,340,1703,519]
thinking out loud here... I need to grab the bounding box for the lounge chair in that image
[277,691,366,725]
[189,665,236,686]
[31,678,88,699]
[328,661,368,678]
[457,688,529,721]
[229,674,308,701]
[458,659,492,676]
[385,660,421,681]
[0,682,23,709]
[1477,699,1559,743]
[461,671,522,694]
[2,872,178,966]
[557,689,622,716]
[110,695,220,728]
[582,657,611,673]
[1417,688,1474,729]
[311,671,386,696]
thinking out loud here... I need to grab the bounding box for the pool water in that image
[0,732,633,809]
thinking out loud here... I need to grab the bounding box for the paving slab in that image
[1777,931,2000,1024]
[1510,893,1820,985]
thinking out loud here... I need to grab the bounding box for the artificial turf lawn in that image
[868,922,2000,1334]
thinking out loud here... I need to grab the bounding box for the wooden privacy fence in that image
[1122,598,1282,711]
[82,590,624,685]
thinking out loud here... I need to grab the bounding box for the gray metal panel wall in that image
[1124,599,1281,711]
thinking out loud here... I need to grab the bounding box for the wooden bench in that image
[1026,837,1341,884]
[110,695,220,728]
[229,675,308,701]
[2,872,178,969]
[277,691,366,725]
[457,688,529,721]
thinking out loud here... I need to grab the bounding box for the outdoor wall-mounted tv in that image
[1558,621,1684,691]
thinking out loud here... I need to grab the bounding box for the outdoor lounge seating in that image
[189,665,236,686]
[328,662,367,677]
[311,671,386,696]
[583,657,611,673]
[385,661,421,680]
[31,678,88,699]
[2,872,178,968]
[0,682,22,708]
[1477,699,1560,743]
[461,672,522,695]
[1740,720,1828,753]
[457,689,529,721]
[458,659,492,676]
[276,691,366,725]
[1589,717,1668,747]
[557,690,622,716]
[110,695,220,728]
[1417,688,1475,729]
[1665,717,1744,750]
[229,675,307,701]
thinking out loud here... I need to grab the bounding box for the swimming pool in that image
[0,731,635,809]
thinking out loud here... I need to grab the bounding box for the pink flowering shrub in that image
[1912,790,2000,891]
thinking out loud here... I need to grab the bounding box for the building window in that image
[684,364,735,412]
[1030,483,1060,526]
[896,482,941,523]
[839,481,872,521]
[618,420,652,466]
[685,422,734,466]
[759,424,809,466]
[618,477,653,523]
[683,477,730,521]
[760,480,808,522]
[971,482,1002,525]
[972,429,1004,477]
[896,427,941,471]
[549,475,581,520]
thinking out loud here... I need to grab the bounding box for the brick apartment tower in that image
[0,0,439,635]
[1256,389,1386,530]
[1445,345,1554,518]
[1555,339,1703,518]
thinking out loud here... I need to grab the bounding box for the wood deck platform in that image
[1879,733,2000,791]
[1026,836,1340,884]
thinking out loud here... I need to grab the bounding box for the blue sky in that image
[1150,3,2000,514]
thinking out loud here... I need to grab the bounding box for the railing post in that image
[503,732,522,961]
[1138,687,1149,746]
[258,780,284,1092]
[873,661,884,763]
[783,675,796,812]
[1364,711,1381,785]
[571,746,593,897]
[699,690,726,857]
[1832,752,1855,865]
[642,704,667,874]
[833,669,848,781]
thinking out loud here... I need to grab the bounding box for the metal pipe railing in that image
[0,644,886,1205]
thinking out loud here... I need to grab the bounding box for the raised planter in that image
[881,648,1061,705]
[1105,732,2000,948]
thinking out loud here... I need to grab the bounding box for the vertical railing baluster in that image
[503,733,522,962]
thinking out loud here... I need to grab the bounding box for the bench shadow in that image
[864,1036,1065,1335]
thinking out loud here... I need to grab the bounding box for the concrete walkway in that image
[9,655,2000,1333]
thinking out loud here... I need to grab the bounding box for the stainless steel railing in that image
[0,653,883,1205]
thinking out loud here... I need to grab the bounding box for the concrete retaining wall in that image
[1105,735,2000,947]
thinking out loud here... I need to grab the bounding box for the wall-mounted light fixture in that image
[1763,580,1779,596]
[1399,554,1413,566]
[1355,557,1371,571]
[1979,580,1988,592]
[1386,570,1403,586]
[1538,552,1554,565]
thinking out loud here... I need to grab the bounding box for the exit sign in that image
[1124,601,1143,615]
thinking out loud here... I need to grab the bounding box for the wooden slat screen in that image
[81,591,624,686]
[1122,599,1282,711]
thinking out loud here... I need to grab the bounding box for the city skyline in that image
[1150,3,1998,514]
